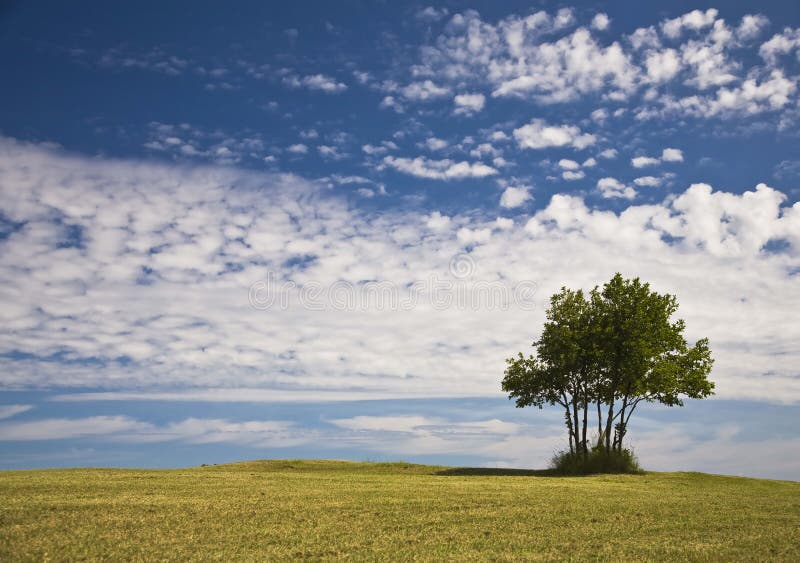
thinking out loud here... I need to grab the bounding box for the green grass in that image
[1,460,799,561]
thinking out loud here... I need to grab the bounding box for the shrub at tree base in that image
[551,447,643,475]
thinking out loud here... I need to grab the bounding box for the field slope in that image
[1,460,799,560]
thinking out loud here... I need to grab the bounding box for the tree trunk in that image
[615,383,632,452]
[563,404,575,455]
[604,399,614,452]
[596,400,603,449]
[581,394,589,460]
[571,393,581,458]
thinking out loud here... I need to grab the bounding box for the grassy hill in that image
[1,460,798,560]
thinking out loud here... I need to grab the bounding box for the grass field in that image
[1,460,799,561]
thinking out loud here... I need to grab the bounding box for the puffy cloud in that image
[670,182,794,256]
[416,6,449,23]
[596,177,636,199]
[392,6,798,123]
[382,156,497,179]
[426,211,451,231]
[558,159,580,170]
[362,142,397,156]
[410,10,637,104]
[662,148,684,162]
[760,27,800,64]
[490,28,637,102]
[661,9,719,39]
[495,217,514,230]
[645,48,682,83]
[283,73,347,93]
[401,80,451,101]
[562,170,585,181]
[671,70,797,117]
[469,143,500,159]
[379,95,404,112]
[287,143,308,154]
[591,13,611,31]
[629,149,683,169]
[513,119,596,150]
[453,92,486,114]
[499,185,531,208]
[634,176,662,187]
[456,227,492,245]
[736,14,770,41]
[424,137,449,151]
[632,156,661,168]
[317,145,345,160]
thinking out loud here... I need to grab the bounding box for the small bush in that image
[550,447,643,475]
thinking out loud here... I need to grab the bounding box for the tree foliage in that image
[502,273,714,467]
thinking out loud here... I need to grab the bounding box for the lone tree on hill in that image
[502,273,714,467]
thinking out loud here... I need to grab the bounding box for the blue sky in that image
[1,1,799,480]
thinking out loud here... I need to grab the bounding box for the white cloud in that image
[631,156,660,168]
[411,10,637,104]
[469,143,499,158]
[287,143,308,155]
[596,177,636,199]
[416,6,449,23]
[562,170,585,181]
[0,415,306,447]
[0,416,152,440]
[499,186,531,208]
[401,80,451,101]
[362,142,397,156]
[513,119,595,150]
[453,93,486,114]
[634,176,662,187]
[760,28,800,64]
[317,145,345,160]
[598,148,618,159]
[382,156,497,180]
[0,405,33,420]
[662,147,684,162]
[736,14,770,41]
[661,9,719,39]
[558,159,580,170]
[591,108,609,122]
[426,211,451,231]
[284,73,347,93]
[495,217,514,230]
[424,137,449,151]
[456,227,492,245]
[639,70,798,120]
[591,13,610,31]
[379,95,404,112]
[645,48,682,83]
[397,7,798,123]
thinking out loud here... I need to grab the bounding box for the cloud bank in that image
[0,138,798,405]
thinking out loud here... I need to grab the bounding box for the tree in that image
[502,273,714,469]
